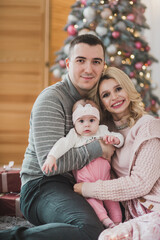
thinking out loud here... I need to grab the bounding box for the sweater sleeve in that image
[82,138,160,201]
[48,128,77,159]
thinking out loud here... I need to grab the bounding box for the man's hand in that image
[99,139,115,160]
[74,182,84,195]
[42,155,57,174]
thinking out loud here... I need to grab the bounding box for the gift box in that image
[0,169,21,193]
[0,193,23,217]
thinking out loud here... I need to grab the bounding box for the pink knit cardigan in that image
[82,115,160,212]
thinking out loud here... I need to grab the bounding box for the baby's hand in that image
[42,155,57,174]
[103,135,120,145]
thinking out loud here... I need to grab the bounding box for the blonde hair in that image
[90,67,145,127]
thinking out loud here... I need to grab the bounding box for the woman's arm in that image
[74,138,160,201]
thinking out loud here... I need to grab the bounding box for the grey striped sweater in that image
[20,74,102,187]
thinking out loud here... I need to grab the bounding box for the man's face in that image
[66,43,105,97]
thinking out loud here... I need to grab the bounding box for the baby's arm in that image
[42,155,57,173]
[103,130,124,148]
[103,135,120,146]
[42,128,77,174]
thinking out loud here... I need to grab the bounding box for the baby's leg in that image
[87,198,115,228]
[103,199,122,225]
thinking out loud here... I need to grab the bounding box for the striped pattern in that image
[20,75,102,187]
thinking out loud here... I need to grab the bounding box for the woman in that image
[74,67,160,240]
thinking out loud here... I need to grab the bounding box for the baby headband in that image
[72,103,100,124]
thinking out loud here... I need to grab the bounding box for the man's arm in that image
[32,89,102,176]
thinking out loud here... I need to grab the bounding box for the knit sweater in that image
[82,115,160,212]
[20,74,102,187]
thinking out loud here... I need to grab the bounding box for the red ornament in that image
[67,25,77,36]
[112,31,120,39]
[135,41,142,49]
[127,13,135,22]
[145,46,150,51]
[147,60,152,66]
[129,72,135,78]
[135,62,143,69]
[81,0,87,5]
[59,60,66,68]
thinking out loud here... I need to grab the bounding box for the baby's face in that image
[75,115,99,136]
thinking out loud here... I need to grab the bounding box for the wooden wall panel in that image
[49,0,75,84]
[0,0,74,166]
[0,0,49,165]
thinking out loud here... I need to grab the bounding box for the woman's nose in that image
[111,92,117,99]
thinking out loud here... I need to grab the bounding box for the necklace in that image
[116,123,128,130]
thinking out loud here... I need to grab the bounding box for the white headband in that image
[72,104,100,124]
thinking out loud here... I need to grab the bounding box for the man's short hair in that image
[69,34,105,58]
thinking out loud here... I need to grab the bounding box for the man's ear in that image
[65,58,70,69]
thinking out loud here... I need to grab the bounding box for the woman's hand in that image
[74,182,84,195]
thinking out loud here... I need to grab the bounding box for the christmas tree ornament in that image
[95,26,108,37]
[59,60,66,68]
[63,44,70,55]
[147,60,152,66]
[129,71,135,78]
[103,37,111,47]
[108,0,119,8]
[115,21,126,31]
[78,28,90,35]
[135,62,143,70]
[67,25,77,35]
[88,30,97,36]
[68,15,78,23]
[112,31,120,39]
[100,8,112,19]
[114,55,122,66]
[145,45,150,51]
[107,44,117,55]
[83,6,96,20]
[53,68,61,78]
[127,13,135,22]
[81,0,87,6]
[135,41,142,49]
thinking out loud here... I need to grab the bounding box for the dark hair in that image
[69,34,105,58]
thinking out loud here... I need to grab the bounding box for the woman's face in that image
[99,78,130,120]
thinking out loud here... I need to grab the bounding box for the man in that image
[0,34,114,240]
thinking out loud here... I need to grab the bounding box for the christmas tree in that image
[51,0,160,116]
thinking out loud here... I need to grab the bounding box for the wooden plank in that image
[0,0,49,165]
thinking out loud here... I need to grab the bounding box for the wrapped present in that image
[0,161,21,193]
[0,193,23,217]
[0,169,21,193]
